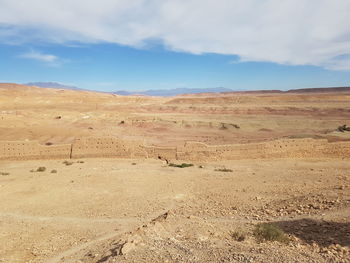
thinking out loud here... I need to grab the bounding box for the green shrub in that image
[36,167,46,172]
[63,160,73,166]
[253,223,289,243]
[132,163,137,165]
[169,163,194,168]
[0,172,10,176]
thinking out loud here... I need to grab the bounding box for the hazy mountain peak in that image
[113,87,233,96]
[26,82,80,90]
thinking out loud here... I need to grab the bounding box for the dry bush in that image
[253,223,289,243]
[63,160,74,166]
[215,168,233,172]
[36,167,46,172]
[169,163,194,168]
[231,229,246,242]
[337,124,350,132]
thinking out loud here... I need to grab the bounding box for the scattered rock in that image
[121,242,136,255]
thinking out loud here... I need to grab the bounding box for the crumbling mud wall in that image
[143,145,177,161]
[71,137,147,159]
[0,137,349,161]
[0,141,71,160]
[176,138,349,161]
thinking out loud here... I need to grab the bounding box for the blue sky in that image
[1,0,350,92]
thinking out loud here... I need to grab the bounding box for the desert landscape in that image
[0,83,349,262]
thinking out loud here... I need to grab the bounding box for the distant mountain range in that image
[25,82,232,96]
[23,82,350,96]
[113,87,233,96]
[26,82,82,91]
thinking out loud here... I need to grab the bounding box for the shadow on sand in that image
[275,218,350,247]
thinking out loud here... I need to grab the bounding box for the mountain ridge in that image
[9,82,350,96]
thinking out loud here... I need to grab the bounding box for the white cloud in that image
[20,50,58,63]
[1,0,350,70]
[19,50,69,67]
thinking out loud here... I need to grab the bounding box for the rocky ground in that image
[0,158,349,262]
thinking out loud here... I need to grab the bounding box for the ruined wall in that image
[71,137,147,159]
[0,137,349,161]
[176,138,346,161]
[0,140,71,160]
[143,145,177,160]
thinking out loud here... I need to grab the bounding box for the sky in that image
[1,0,350,92]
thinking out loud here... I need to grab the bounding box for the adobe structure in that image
[0,137,349,162]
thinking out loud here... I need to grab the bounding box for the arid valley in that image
[0,83,349,263]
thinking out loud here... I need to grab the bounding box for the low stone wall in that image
[0,137,349,161]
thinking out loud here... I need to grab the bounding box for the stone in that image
[121,242,136,255]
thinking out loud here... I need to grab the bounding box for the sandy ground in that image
[0,158,349,263]
[0,84,350,262]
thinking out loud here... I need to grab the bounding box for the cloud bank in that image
[1,0,350,70]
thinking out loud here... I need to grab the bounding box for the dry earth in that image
[0,158,349,263]
[0,83,350,262]
[1,83,350,145]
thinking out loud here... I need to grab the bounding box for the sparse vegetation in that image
[51,169,57,173]
[0,172,10,176]
[220,123,228,130]
[198,165,203,168]
[220,123,240,130]
[77,160,84,163]
[253,223,289,243]
[169,163,194,168]
[63,160,74,166]
[231,229,246,242]
[36,167,46,172]
[215,168,233,172]
[45,142,53,146]
[132,162,137,165]
[230,123,240,129]
[337,124,350,132]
